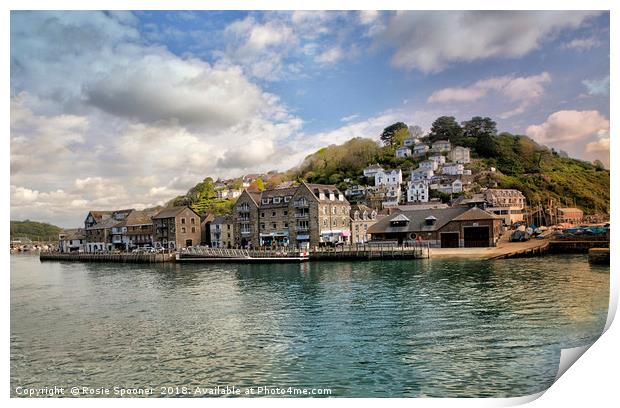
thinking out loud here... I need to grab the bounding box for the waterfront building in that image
[152,206,201,249]
[84,209,132,252]
[407,180,429,203]
[483,189,526,225]
[349,204,378,244]
[233,183,351,248]
[556,208,584,225]
[58,229,85,253]
[448,146,471,164]
[413,143,429,156]
[367,207,502,247]
[210,215,235,248]
[395,146,411,158]
[200,213,215,245]
[431,140,452,152]
[258,187,297,247]
[120,210,157,250]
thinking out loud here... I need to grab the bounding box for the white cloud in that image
[562,36,601,51]
[428,72,551,118]
[359,11,379,25]
[582,75,610,96]
[315,47,344,64]
[376,11,599,72]
[526,110,609,165]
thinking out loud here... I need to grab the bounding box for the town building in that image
[419,159,438,172]
[403,137,418,147]
[367,207,502,247]
[429,154,446,165]
[413,143,429,156]
[344,184,367,199]
[448,146,471,164]
[152,206,201,249]
[407,180,429,203]
[349,204,378,244]
[115,209,157,250]
[201,213,215,245]
[258,187,296,247]
[232,183,351,249]
[374,169,403,206]
[431,179,463,195]
[411,168,434,181]
[84,209,132,252]
[431,140,451,152]
[58,229,85,253]
[442,163,464,175]
[457,189,526,225]
[210,215,235,248]
[395,146,411,158]
[556,207,584,225]
[363,164,384,178]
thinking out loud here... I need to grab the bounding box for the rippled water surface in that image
[11,254,608,397]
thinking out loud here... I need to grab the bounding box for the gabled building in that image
[411,168,434,181]
[413,143,429,156]
[419,159,438,171]
[258,187,296,247]
[210,215,235,248]
[363,164,384,178]
[367,207,502,247]
[152,206,201,249]
[233,189,262,248]
[395,146,411,158]
[116,209,157,250]
[432,140,451,152]
[429,154,446,165]
[448,146,471,164]
[442,163,464,175]
[84,209,132,252]
[349,204,378,244]
[407,180,429,203]
[59,229,85,253]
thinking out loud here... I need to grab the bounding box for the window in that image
[272,211,276,217]
[332,207,336,215]
[273,197,281,204]
[181,218,186,224]
[272,223,277,229]
[181,227,186,233]
[261,212,265,218]
[283,210,288,216]
[323,219,327,226]
[260,223,265,229]
[284,222,288,228]
[191,218,195,224]
[284,196,290,202]
[191,227,196,233]
[262,198,269,204]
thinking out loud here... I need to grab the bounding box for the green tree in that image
[428,116,463,144]
[380,122,408,147]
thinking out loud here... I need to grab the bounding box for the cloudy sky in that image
[10,11,610,227]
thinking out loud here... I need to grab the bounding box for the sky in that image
[10,10,610,227]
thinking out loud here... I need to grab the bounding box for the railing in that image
[295,213,309,218]
[295,226,309,232]
[180,247,306,259]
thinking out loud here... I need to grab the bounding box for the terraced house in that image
[152,206,201,249]
[84,209,132,252]
[233,182,351,248]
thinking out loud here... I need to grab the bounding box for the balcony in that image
[293,201,309,208]
[295,226,309,232]
[240,230,251,236]
[295,213,309,218]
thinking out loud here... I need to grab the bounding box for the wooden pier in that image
[39,252,175,263]
[309,243,430,261]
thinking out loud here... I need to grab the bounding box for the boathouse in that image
[367,207,502,248]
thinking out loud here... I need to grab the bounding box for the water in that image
[11,254,609,397]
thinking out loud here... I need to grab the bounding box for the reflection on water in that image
[11,254,608,397]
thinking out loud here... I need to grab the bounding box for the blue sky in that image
[10,11,610,226]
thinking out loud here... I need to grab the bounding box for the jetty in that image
[309,243,430,261]
[177,247,309,263]
[39,252,175,263]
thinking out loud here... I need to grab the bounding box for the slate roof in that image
[60,228,85,240]
[304,183,346,201]
[117,210,155,227]
[259,187,298,208]
[152,206,195,219]
[367,207,498,235]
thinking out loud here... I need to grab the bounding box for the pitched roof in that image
[368,207,471,234]
[118,210,154,227]
[304,183,346,201]
[87,216,120,230]
[259,187,298,208]
[452,207,501,221]
[152,206,196,219]
[60,228,85,240]
[88,211,112,222]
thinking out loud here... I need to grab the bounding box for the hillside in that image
[171,117,610,217]
[10,220,62,241]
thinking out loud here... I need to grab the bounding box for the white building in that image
[413,143,429,156]
[395,146,411,158]
[429,154,446,165]
[448,146,471,164]
[411,168,434,181]
[407,180,429,203]
[432,140,451,152]
[442,163,464,175]
[434,179,463,194]
[58,229,85,253]
[419,160,438,171]
[403,137,418,147]
[364,164,385,178]
[375,169,402,187]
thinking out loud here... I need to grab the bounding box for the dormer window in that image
[284,196,290,202]
[425,216,437,226]
[273,197,281,204]
[262,198,269,204]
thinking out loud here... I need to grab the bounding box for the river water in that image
[10,254,609,397]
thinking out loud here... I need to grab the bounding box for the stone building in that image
[152,206,201,249]
[368,207,502,248]
[232,183,351,249]
[556,207,584,225]
[59,228,85,253]
[210,215,235,248]
[349,204,378,244]
[84,209,132,252]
